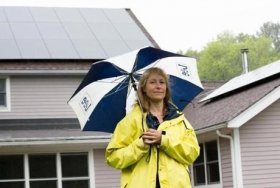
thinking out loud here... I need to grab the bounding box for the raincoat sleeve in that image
[105,111,149,169]
[160,117,200,165]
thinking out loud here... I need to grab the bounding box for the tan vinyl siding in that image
[0,76,81,119]
[94,149,120,188]
[240,99,280,187]
[219,137,233,188]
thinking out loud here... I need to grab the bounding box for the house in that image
[0,6,158,188]
[184,60,280,188]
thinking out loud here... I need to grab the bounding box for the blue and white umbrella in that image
[68,46,203,132]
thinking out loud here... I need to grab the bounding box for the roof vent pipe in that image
[241,48,249,74]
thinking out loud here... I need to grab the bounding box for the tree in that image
[181,48,200,61]
[258,22,280,52]
[195,31,280,81]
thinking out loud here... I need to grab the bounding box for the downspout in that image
[216,130,237,188]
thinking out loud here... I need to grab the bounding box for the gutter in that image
[0,135,112,146]
[195,123,227,135]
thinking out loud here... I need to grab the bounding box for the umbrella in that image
[68,46,203,132]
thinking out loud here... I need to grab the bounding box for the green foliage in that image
[182,48,200,61]
[182,27,280,81]
[198,32,244,80]
[257,22,280,52]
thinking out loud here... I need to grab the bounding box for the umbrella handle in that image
[129,73,137,91]
[129,73,144,126]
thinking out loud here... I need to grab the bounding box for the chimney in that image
[241,48,249,74]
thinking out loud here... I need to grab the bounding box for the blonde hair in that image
[137,67,171,112]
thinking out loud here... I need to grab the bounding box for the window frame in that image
[0,77,11,112]
[0,151,95,188]
[192,140,222,188]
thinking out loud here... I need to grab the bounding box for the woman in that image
[106,67,200,188]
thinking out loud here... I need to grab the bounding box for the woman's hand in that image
[142,129,162,145]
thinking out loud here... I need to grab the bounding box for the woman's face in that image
[144,73,167,102]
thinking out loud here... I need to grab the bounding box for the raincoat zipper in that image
[156,147,160,188]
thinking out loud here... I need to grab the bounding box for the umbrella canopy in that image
[68,46,203,132]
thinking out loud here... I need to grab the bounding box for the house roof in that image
[0,118,111,147]
[184,61,280,132]
[0,60,92,75]
[0,6,157,59]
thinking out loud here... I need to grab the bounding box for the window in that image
[0,155,24,188]
[29,154,57,188]
[0,79,6,107]
[193,140,220,186]
[61,153,89,188]
[0,78,10,111]
[0,153,90,188]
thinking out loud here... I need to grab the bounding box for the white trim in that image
[57,153,62,188]
[24,154,30,188]
[233,128,243,188]
[203,143,207,185]
[196,123,227,135]
[228,86,280,128]
[0,140,109,154]
[194,184,222,188]
[88,150,96,188]
[0,136,111,146]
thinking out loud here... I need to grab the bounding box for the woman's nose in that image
[155,82,162,88]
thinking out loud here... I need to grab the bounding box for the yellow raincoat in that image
[106,105,200,188]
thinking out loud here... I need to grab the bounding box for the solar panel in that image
[80,8,107,23]
[30,7,59,22]
[10,22,41,39]
[37,23,68,39]
[71,39,107,59]
[199,60,280,102]
[0,8,7,21]
[0,23,13,39]
[16,39,50,58]
[55,8,85,22]
[44,39,79,58]
[0,39,21,58]
[5,7,33,22]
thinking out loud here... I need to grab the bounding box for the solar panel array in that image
[0,7,153,59]
[199,60,280,102]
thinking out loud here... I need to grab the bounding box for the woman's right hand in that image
[142,129,162,145]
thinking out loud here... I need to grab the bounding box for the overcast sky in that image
[0,0,279,52]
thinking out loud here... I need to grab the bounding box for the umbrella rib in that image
[114,77,130,92]
[103,82,129,98]
[95,75,127,83]
[110,62,128,74]
[100,75,131,99]
[126,82,133,98]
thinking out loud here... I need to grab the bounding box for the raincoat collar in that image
[146,102,182,129]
